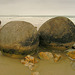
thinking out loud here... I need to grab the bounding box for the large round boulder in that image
[38,16,75,50]
[0,21,39,58]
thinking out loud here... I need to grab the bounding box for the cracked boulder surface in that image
[0,21,39,58]
[38,16,75,50]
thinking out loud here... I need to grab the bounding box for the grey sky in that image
[0,0,75,15]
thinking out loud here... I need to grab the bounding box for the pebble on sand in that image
[54,54,61,62]
[67,51,75,60]
[25,55,38,64]
[24,62,34,70]
[21,55,38,70]
[38,52,53,60]
[72,43,75,49]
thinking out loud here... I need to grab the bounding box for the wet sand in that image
[0,51,75,75]
[0,52,31,75]
[36,60,75,75]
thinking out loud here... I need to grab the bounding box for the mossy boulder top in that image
[0,21,39,55]
[38,16,75,50]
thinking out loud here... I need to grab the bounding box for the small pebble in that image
[25,55,35,63]
[72,44,75,49]
[39,52,53,60]
[28,63,34,70]
[24,61,29,66]
[21,59,26,64]
[54,54,61,62]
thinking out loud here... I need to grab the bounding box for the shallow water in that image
[0,51,75,75]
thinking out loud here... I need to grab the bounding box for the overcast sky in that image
[0,0,75,15]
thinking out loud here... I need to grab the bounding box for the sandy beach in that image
[0,51,75,75]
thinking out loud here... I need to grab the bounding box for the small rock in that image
[25,55,35,63]
[54,54,61,62]
[72,44,75,49]
[38,52,53,60]
[25,55,38,63]
[66,49,75,52]
[31,72,40,75]
[67,51,75,60]
[21,59,26,64]
[28,63,34,70]
[21,59,29,65]
[24,62,35,70]
[21,55,38,71]
[24,61,29,66]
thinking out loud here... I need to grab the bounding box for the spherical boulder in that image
[0,21,39,58]
[38,16,75,50]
